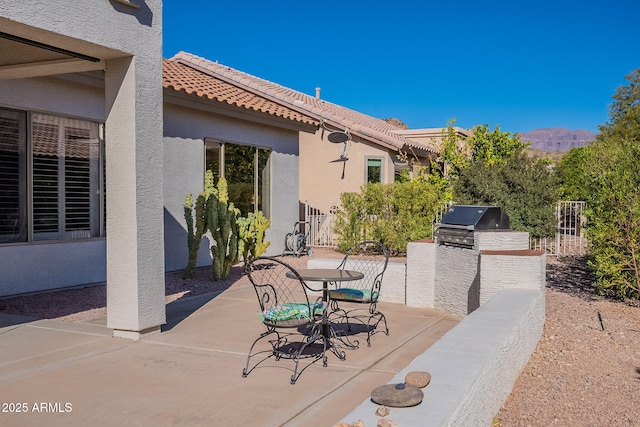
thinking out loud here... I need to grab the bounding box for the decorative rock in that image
[377,419,398,427]
[371,383,423,407]
[334,420,365,427]
[375,406,390,417]
[405,371,432,388]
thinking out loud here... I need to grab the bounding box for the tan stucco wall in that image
[299,130,396,207]
[394,127,469,149]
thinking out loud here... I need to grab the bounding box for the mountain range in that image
[517,128,596,152]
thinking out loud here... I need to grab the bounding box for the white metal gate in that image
[530,201,587,256]
[304,201,340,248]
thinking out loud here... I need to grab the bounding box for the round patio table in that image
[286,268,364,359]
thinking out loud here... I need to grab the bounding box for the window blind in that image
[32,114,101,240]
[0,108,27,243]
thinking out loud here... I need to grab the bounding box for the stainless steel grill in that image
[435,205,511,249]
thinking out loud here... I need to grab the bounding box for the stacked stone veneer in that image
[434,231,532,316]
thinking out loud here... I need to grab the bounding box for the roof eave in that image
[163,89,318,134]
[171,52,436,154]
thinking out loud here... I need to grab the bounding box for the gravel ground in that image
[1,251,639,425]
[495,256,640,426]
[0,249,345,322]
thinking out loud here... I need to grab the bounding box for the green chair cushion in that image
[261,302,326,322]
[329,288,378,303]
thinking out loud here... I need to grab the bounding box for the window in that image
[0,107,104,244]
[366,158,383,183]
[205,139,270,217]
[0,109,27,243]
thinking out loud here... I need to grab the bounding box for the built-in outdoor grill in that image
[435,205,511,249]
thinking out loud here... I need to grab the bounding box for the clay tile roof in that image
[162,58,318,126]
[168,52,436,155]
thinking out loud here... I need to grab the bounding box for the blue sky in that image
[163,1,640,134]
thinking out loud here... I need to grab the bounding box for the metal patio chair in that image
[242,256,328,384]
[328,241,390,347]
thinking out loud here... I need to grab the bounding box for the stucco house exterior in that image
[161,53,468,241]
[167,54,441,198]
[0,2,318,339]
[394,127,470,152]
[0,0,165,338]
[0,2,463,339]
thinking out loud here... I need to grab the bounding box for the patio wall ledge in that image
[306,258,407,304]
[338,287,545,427]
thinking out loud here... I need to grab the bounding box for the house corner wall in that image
[0,0,166,336]
[105,54,166,338]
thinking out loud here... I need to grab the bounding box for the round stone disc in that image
[371,383,423,407]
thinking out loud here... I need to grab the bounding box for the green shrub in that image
[556,68,640,301]
[582,137,640,300]
[333,178,448,255]
[555,146,591,200]
[467,124,528,167]
[453,152,559,239]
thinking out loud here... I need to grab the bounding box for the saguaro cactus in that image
[183,172,272,281]
[208,177,240,281]
[183,172,215,278]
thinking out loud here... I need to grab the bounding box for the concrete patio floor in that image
[0,284,460,427]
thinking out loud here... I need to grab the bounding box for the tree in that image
[583,137,640,300]
[437,118,469,180]
[563,67,640,300]
[453,152,559,238]
[599,68,640,142]
[443,122,557,239]
[431,121,527,185]
[467,124,528,167]
[555,145,591,200]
